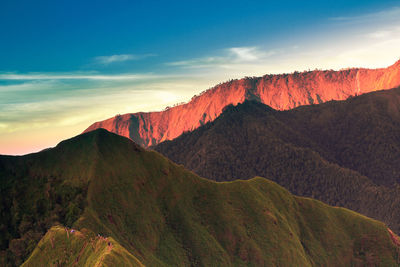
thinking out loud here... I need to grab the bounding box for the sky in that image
[1,0,400,155]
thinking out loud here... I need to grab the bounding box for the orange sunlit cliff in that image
[84,59,400,147]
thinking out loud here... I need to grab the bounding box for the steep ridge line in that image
[84,59,400,147]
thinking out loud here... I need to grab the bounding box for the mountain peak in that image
[58,128,143,153]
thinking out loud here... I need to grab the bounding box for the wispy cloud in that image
[365,30,392,39]
[165,5,400,77]
[0,75,207,140]
[93,53,155,65]
[228,47,275,62]
[167,46,277,69]
[0,72,160,81]
[330,6,400,24]
[167,56,224,68]
[0,74,209,155]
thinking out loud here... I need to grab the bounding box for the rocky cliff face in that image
[83,59,400,147]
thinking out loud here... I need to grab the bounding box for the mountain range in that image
[155,87,400,234]
[84,59,400,147]
[2,59,400,266]
[1,129,400,266]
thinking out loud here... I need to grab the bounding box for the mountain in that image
[84,59,400,147]
[155,87,400,233]
[1,129,399,266]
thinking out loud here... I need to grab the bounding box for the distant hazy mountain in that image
[1,129,399,266]
[84,59,400,147]
[155,87,400,233]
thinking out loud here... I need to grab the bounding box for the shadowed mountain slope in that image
[1,129,400,266]
[155,87,400,233]
[84,59,400,147]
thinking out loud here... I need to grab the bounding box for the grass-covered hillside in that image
[155,87,400,234]
[22,226,144,267]
[1,129,400,266]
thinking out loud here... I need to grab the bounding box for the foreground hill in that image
[155,87,400,233]
[1,130,399,266]
[22,226,144,267]
[84,59,400,147]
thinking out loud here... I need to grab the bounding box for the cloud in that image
[167,56,225,68]
[0,74,211,155]
[365,30,391,39]
[166,5,400,77]
[228,47,275,61]
[229,47,259,61]
[0,73,210,132]
[330,6,400,24]
[94,54,155,65]
[0,72,160,81]
[167,46,276,69]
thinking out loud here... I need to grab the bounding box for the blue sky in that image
[1,0,400,154]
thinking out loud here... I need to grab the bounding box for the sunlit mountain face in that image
[84,59,400,147]
[2,1,400,266]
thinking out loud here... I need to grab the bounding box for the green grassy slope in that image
[155,88,400,234]
[22,226,144,267]
[1,129,400,266]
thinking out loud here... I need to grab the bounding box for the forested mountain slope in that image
[1,129,399,266]
[155,87,400,233]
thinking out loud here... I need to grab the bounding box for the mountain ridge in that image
[84,59,400,147]
[154,87,400,233]
[2,129,400,266]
